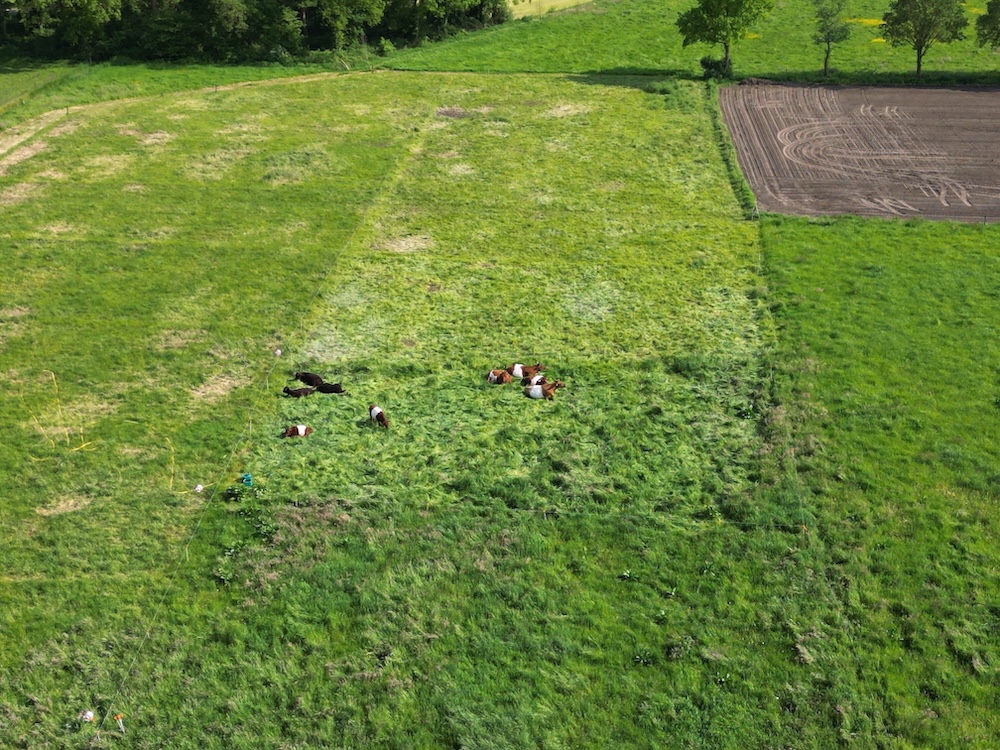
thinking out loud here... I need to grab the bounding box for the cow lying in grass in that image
[294,371,325,387]
[369,405,389,428]
[487,369,512,384]
[524,380,565,400]
[316,382,345,394]
[506,362,544,379]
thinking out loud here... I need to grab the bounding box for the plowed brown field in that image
[719,83,1000,222]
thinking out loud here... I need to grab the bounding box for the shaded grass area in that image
[0,61,75,119]
[761,214,1000,746]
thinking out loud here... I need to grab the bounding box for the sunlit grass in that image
[511,0,593,18]
[389,0,998,82]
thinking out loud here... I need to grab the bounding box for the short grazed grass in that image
[761,215,1000,746]
[0,58,372,132]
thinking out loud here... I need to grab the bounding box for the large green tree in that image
[880,0,968,79]
[814,0,850,76]
[316,0,386,48]
[20,0,124,53]
[976,0,1000,49]
[676,0,773,75]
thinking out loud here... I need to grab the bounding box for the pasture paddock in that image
[1,72,784,748]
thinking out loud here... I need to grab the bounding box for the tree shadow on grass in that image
[0,56,63,74]
[750,67,1000,88]
[567,67,701,91]
[570,66,1000,91]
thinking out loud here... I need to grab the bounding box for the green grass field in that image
[1,0,999,746]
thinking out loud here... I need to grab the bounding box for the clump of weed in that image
[646,79,699,113]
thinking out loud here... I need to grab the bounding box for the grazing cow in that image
[295,371,325,387]
[283,386,315,398]
[522,374,548,387]
[283,424,313,438]
[487,369,512,384]
[316,382,345,394]
[506,362,544,379]
[369,405,389,428]
[524,380,565,400]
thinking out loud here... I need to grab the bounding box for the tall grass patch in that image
[256,74,767,521]
[1,72,794,747]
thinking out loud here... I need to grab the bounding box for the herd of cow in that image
[280,362,564,437]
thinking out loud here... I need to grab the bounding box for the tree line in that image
[0,0,510,61]
[680,0,1000,79]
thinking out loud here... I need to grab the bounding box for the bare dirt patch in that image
[48,121,81,138]
[26,393,115,444]
[436,105,493,119]
[0,141,48,176]
[375,235,434,253]
[155,329,207,350]
[42,223,77,234]
[437,107,471,119]
[35,493,93,516]
[117,124,176,146]
[0,183,43,207]
[187,146,255,181]
[79,154,135,180]
[0,308,30,349]
[720,84,1000,222]
[192,373,246,402]
[543,103,591,118]
[0,110,64,157]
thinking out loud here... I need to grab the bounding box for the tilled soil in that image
[719,83,1000,223]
